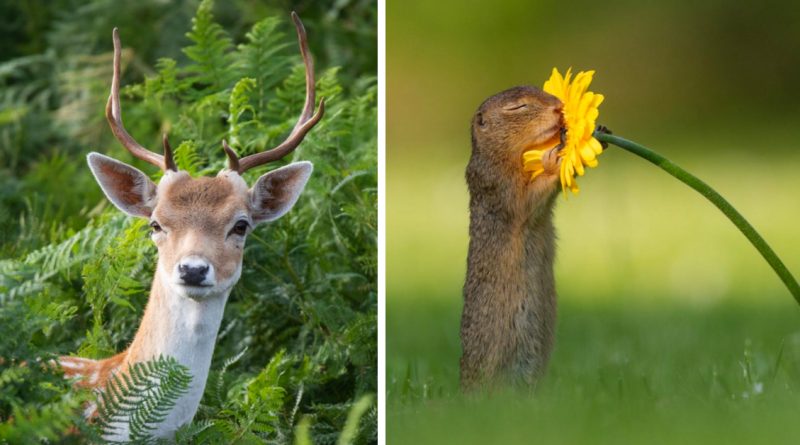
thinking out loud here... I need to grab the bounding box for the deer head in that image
[88,12,324,301]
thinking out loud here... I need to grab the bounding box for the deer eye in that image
[149,221,163,233]
[231,220,250,237]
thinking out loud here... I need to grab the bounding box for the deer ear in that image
[249,161,313,224]
[87,152,157,218]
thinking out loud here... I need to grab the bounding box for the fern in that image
[236,17,292,110]
[183,0,234,93]
[0,51,57,170]
[172,140,207,177]
[96,356,192,443]
[170,419,214,444]
[213,347,248,407]
[144,58,183,105]
[0,217,124,304]
[78,218,152,358]
[0,391,88,443]
[227,77,258,148]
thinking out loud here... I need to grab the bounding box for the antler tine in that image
[106,28,172,171]
[222,140,240,172]
[235,12,325,174]
[162,134,177,171]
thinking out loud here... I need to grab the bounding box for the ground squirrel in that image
[461,85,564,390]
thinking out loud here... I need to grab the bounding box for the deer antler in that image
[225,12,326,174]
[106,28,176,171]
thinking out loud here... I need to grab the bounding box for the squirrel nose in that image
[178,261,209,285]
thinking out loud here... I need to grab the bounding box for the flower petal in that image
[524,67,604,194]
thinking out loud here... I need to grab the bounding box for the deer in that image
[57,13,324,441]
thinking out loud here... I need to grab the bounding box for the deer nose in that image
[178,259,210,286]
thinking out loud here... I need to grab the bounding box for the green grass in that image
[387,143,800,444]
[387,298,800,444]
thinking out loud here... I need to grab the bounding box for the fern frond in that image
[0,216,125,303]
[170,419,214,444]
[0,391,87,442]
[227,77,258,148]
[96,355,192,442]
[183,0,234,93]
[267,64,312,124]
[193,418,239,444]
[172,140,205,176]
[79,217,151,358]
[214,346,248,407]
[235,17,291,107]
[144,57,188,106]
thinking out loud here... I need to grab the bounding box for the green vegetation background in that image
[0,0,376,443]
[387,1,800,444]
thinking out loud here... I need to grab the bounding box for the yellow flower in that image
[523,67,604,194]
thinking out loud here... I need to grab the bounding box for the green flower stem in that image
[595,132,800,305]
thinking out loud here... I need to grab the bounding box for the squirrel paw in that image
[541,146,561,176]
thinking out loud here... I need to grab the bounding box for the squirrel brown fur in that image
[460,85,564,390]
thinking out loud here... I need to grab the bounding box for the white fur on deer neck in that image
[103,272,231,442]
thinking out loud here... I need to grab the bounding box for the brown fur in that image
[59,354,126,417]
[153,173,249,285]
[460,86,563,390]
[56,172,251,408]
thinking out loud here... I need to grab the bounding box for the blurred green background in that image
[387,0,800,443]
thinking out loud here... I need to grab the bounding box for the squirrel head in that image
[468,86,563,200]
[471,86,562,162]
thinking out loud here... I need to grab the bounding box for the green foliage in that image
[337,394,374,445]
[184,0,235,93]
[0,1,376,443]
[0,388,93,444]
[79,218,152,359]
[97,356,192,442]
[236,17,291,111]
